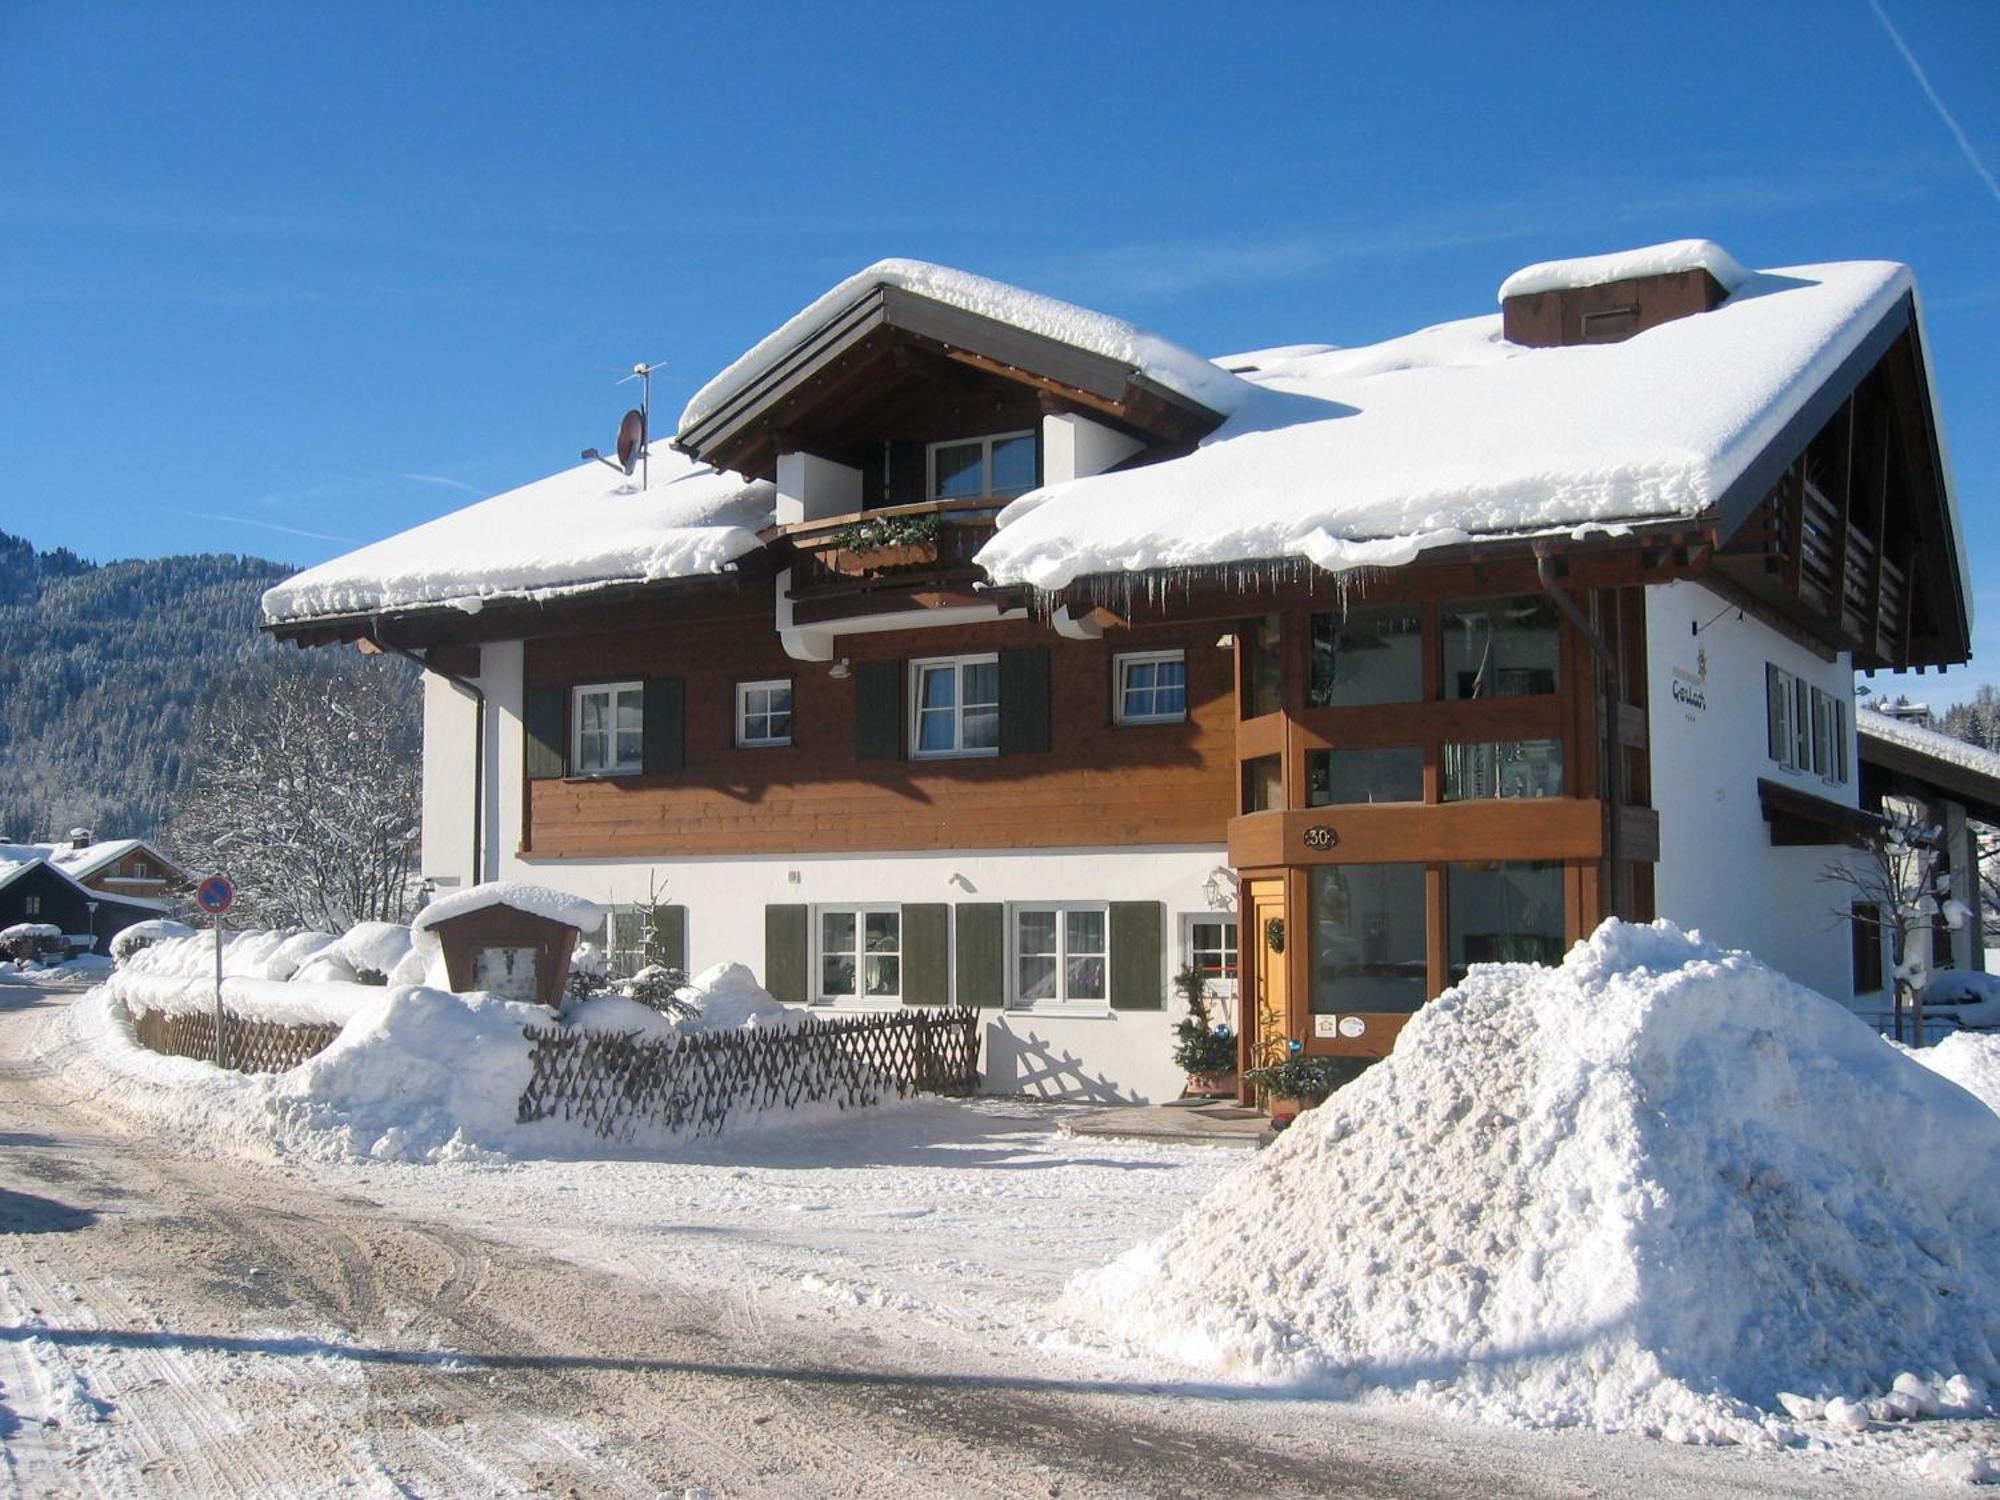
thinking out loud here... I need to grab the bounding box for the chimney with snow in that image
[67,827,92,851]
[1500,239,1748,349]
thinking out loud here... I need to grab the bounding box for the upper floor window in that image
[1309,605,1423,709]
[1443,595,1560,699]
[736,679,793,748]
[572,682,644,775]
[911,655,999,758]
[1766,665,1849,784]
[1115,650,1187,724]
[929,431,1037,501]
[23,896,40,917]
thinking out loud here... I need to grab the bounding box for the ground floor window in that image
[1309,864,1427,1015]
[1183,914,1239,995]
[1446,861,1564,982]
[819,906,901,1003]
[1851,901,1884,995]
[1012,905,1108,1007]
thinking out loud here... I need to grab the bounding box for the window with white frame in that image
[911,655,999,757]
[1182,913,1239,996]
[928,430,1038,501]
[1012,904,1108,1008]
[572,681,644,775]
[1766,665,1850,785]
[736,679,793,748]
[817,906,901,1004]
[1115,649,1187,724]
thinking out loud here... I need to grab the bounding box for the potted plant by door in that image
[1243,1055,1346,1129]
[1171,963,1237,1096]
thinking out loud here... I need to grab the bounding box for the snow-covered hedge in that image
[110,919,196,966]
[1,923,67,963]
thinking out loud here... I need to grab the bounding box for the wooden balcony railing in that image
[779,497,1007,606]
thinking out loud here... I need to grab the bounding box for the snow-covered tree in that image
[169,656,420,931]
[1824,804,1966,1043]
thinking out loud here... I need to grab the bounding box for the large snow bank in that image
[413,882,603,935]
[259,449,775,624]
[1497,238,1751,301]
[680,258,1249,434]
[977,258,1914,592]
[1064,920,2000,1443]
[1908,1031,2000,1116]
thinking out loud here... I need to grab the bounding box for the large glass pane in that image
[1017,910,1059,1002]
[933,441,984,499]
[865,955,900,996]
[961,659,999,750]
[1308,747,1425,805]
[1065,909,1106,999]
[1310,606,1423,708]
[990,433,1038,496]
[1442,739,1564,800]
[1443,595,1560,700]
[919,665,956,710]
[1245,615,1283,718]
[1446,862,1564,982]
[1310,864,1428,1014]
[821,911,854,954]
[1018,955,1058,1000]
[864,912,899,952]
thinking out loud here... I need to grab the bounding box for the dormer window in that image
[929,431,1038,501]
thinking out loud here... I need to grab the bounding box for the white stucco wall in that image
[1646,581,1863,1006]
[502,844,1234,1105]
[418,640,524,891]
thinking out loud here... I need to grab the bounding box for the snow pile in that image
[1063,920,2000,1443]
[977,258,1917,592]
[1907,1032,2000,1115]
[680,258,1250,433]
[259,450,775,624]
[567,962,805,1040]
[126,929,336,982]
[109,919,196,965]
[1496,238,1751,301]
[301,921,414,983]
[2,922,64,943]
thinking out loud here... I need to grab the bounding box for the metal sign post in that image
[195,874,236,1068]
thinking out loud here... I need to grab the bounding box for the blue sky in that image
[3,1,1995,697]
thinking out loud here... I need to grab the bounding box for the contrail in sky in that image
[1868,0,2000,208]
[171,510,356,544]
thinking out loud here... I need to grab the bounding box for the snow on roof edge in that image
[678,258,1250,436]
[1857,708,2000,788]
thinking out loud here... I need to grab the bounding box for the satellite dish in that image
[615,408,647,475]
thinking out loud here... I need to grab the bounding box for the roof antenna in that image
[579,360,664,488]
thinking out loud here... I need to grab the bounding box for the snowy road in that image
[0,983,1980,1497]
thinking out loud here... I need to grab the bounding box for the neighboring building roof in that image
[0,837,186,884]
[1857,708,2000,824]
[677,258,1248,438]
[261,451,775,626]
[0,849,169,911]
[974,258,1926,591]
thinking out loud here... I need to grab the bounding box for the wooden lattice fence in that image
[518,1006,982,1142]
[131,1009,343,1075]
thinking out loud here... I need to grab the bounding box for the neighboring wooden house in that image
[0,840,172,952]
[48,834,190,905]
[262,240,1971,1102]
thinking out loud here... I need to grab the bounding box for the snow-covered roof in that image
[1858,708,2000,788]
[261,449,776,626]
[678,258,1250,435]
[1496,238,1750,301]
[0,837,182,884]
[412,882,603,935]
[975,258,1918,591]
[0,846,169,910]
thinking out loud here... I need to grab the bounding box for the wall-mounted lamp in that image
[1202,866,1237,910]
[787,870,802,886]
[828,658,852,680]
[1214,632,1236,649]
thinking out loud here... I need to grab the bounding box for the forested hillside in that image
[0,529,292,839]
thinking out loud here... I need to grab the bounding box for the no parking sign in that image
[196,873,235,916]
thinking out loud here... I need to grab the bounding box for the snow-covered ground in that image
[12,926,2000,1493]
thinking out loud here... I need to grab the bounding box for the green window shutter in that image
[954,902,1006,1009]
[998,646,1050,756]
[648,905,688,971]
[764,904,808,1005]
[1765,664,1785,762]
[642,677,684,775]
[1109,901,1164,1010]
[523,687,566,780]
[902,903,949,1005]
[856,659,903,762]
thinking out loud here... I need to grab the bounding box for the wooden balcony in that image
[776,497,1013,626]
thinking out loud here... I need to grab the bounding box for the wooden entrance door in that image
[1247,879,1291,1070]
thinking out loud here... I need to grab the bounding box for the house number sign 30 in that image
[1302,825,1338,851]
